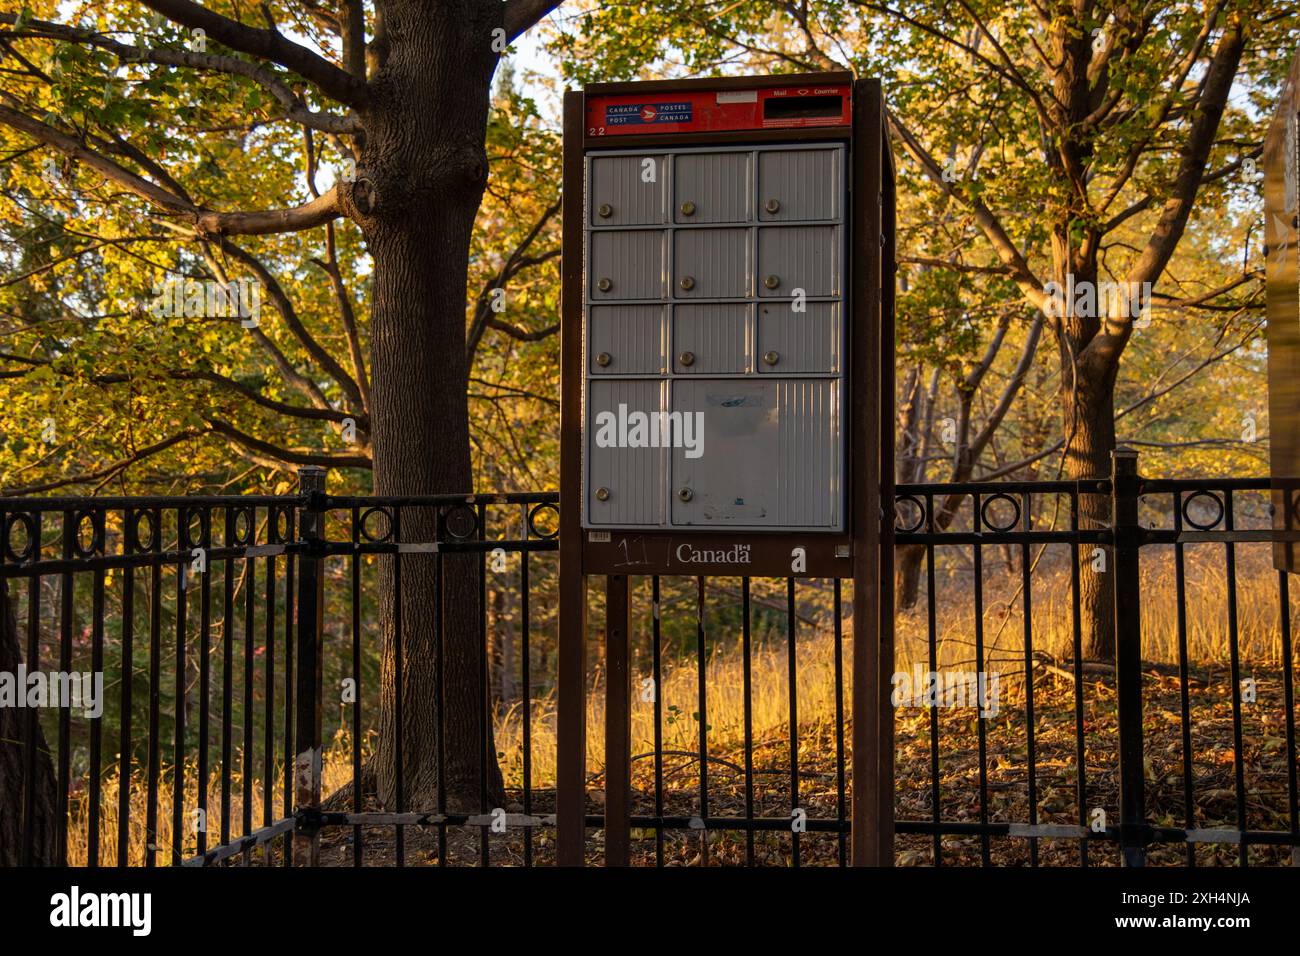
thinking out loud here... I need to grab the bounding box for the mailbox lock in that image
[679,276,696,291]
[597,203,613,219]
[678,350,696,367]
[595,487,611,502]
[765,198,781,214]
[596,351,612,367]
[764,274,780,290]
[763,350,780,366]
[597,277,613,292]
[679,200,696,216]
[677,487,693,502]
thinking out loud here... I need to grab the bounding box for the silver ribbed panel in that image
[757,149,841,221]
[670,380,778,527]
[590,155,666,226]
[673,228,749,298]
[757,225,838,297]
[586,379,666,526]
[776,379,839,527]
[590,230,665,300]
[589,305,666,374]
[674,152,751,223]
[757,301,839,373]
[674,303,750,373]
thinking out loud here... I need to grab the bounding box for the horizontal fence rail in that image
[1,451,1296,866]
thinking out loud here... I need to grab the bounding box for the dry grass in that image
[500,545,1295,789]
[66,728,368,867]
[67,546,1297,866]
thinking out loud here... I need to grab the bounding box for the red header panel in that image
[585,82,852,137]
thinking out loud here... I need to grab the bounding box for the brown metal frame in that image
[556,75,895,866]
[1264,48,1300,575]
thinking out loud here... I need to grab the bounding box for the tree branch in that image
[0,102,342,236]
[0,15,361,133]
[1,429,201,496]
[503,0,563,42]
[137,0,368,106]
[205,416,371,468]
[213,238,365,410]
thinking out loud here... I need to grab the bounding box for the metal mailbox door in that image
[670,378,841,529]
[757,225,839,298]
[757,148,842,221]
[590,154,667,226]
[587,379,667,526]
[670,379,778,526]
[589,304,666,375]
[590,230,666,300]
[674,152,752,224]
[673,303,751,374]
[673,227,750,299]
[756,301,839,373]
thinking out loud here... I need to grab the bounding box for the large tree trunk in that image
[358,2,505,813]
[1063,353,1119,662]
[0,581,59,865]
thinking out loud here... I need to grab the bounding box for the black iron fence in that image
[1,451,1296,866]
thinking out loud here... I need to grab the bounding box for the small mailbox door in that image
[756,301,839,373]
[757,148,841,221]
[757,225,838,298]
[590,154,666,226]
[673,227,750,299]
[590,230,665,300]
[670,227,754,299]
[673,303,750,373]
[670,378,840,529]
[589,305,666,375]
[674,152,751,224]
[587,379,667,526]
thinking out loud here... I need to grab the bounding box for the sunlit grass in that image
[66,546,1295,863]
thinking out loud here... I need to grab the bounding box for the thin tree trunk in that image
[1063,354,1119,662]
[0,581,59,865]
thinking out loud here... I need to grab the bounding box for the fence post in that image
[293,466,327,866]
[1111,447,1147,867]
[603,574,632,865]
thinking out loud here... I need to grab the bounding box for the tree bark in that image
[1063,350,1120,662]
[0,581,59,865]
[358,1,506,813]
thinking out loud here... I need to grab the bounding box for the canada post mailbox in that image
[555,74,897,867]
[559,73,894,578]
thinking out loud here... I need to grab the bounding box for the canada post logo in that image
[606,101,692,126]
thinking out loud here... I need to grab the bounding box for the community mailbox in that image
[560,73,894,578]
[1265,48,1300,573]
[555,73,896,868]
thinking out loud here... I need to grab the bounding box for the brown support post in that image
[293,466,326,866]
[556,88,589,866]
[877,101,898,865]
[850,78,891,867]
[604,574,632,865]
